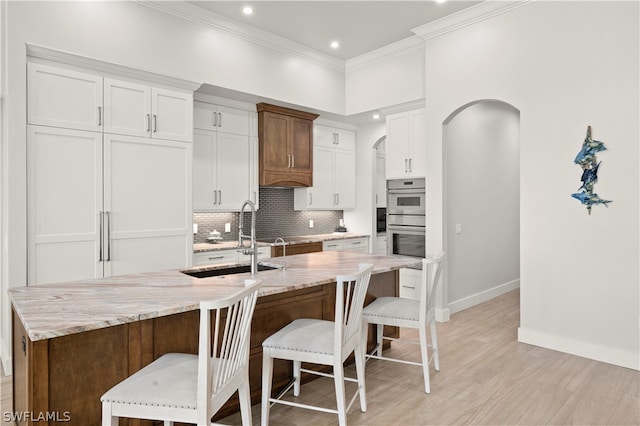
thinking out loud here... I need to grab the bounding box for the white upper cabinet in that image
[194,101,250,136]
[192,101,256,212]
[28,62,103,132]
[104,79,192,142]
[385,109,426,179]
[28,63,193,142]
[294,123,356,210]
[375,151,386,207]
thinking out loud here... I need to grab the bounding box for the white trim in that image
[134,0,345,73]
[412,0,535,41]
[379,99,426,116]
[448,279,520,315]
[436,308,450,323]
[1,337,11,376]
[314,117,358,132]
[346,36,424,73]
[193,92,257,112]
[26,44,201,92]
[518,327,640,371]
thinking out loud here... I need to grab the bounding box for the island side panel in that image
[12,309,49,426]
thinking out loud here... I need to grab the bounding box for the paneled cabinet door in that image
[103,134,192,277]
[334,148,355,208]
[385,113,410,179]
[27,126,103,285]
[103,78,151,138]
[376,153,386,207]
[27,62,103,132]
[385,109,426,179]
[194,102,250,136]
[151,88,193,142]
[309,146,335,207]
[193,130,251,211]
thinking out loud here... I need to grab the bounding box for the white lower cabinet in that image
[399,267,421,300]
[374,235,387,255]
[27,126,192,285]
[322,237,369,253]
[193,246,270,267]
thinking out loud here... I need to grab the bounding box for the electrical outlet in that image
[455,224,462,234]
[309,220,314,228]
[224,223,231,233]
[193,223,198,234]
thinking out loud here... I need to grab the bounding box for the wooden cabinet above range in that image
[257,103,319,187]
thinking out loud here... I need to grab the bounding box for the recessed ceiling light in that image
[330,41,340,49]
[436,0,447,3]
[373,113,381,120]
[242,6,253,15]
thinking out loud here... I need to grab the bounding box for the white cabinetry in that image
[192,100,258,211]
[28,63,193,142]
[375,151,386,207]
[27,63,193,285]
[374,235,387,255]
[104,79,193,142]
[28,127,192,284]
[399,267,421,300]
[294,124,356,210]
[322,237,369,253]
[385,109,426,179]
[194,246,270,266]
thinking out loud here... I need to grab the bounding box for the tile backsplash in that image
[193,187,343,244]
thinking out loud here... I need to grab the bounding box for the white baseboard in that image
[436,308,450,322]
[448,279,520,315]
[518,327,639,371]
[1,337,11,376]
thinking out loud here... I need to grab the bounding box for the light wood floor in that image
[2,289,638,425]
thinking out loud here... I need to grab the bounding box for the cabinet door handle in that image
[213,112,218,127]
[106,211,111,262]
[146,114,151,132]
[153,114,157,133]
[291,155,295,168]
[309,192,313,205]
[218,190,222,205]
[218,112,222,128]
[352,241,362,245]
[98,211,103,262]
[98,106,102,126]
[287,154,291,168]
[402,285,416,289]
[208,255,224,260]
[409,158,412,173]
[213,190,217,205]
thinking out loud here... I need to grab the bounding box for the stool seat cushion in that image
[363,297,419,322]
[263,318,334,356]
[101,353,198,410]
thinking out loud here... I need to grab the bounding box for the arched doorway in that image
[443,100,520,313]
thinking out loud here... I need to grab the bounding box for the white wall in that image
[421,1,639,369]
[345,39,425,115]
[344,121,386,238]
[0,0,346,372]
[444,100,520,312]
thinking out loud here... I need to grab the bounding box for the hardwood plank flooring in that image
[1,289,638,425]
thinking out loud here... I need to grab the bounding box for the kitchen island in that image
[10,250,419,425]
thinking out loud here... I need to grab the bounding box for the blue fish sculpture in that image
[574,127,607,166]
[571,190,612,207]
[578,161,600,192]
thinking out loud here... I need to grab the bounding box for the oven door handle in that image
[388,225,426,234]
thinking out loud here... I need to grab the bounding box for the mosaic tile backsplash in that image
[193,187,343,243]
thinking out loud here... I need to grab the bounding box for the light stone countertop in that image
[194,233,369,253]
[10,250,418,342]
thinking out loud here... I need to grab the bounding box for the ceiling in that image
[187,1,481,60]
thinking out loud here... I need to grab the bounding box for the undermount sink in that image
[181,263,279,278]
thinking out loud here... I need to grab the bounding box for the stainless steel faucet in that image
[238,199,257,276]
[274,237,286,271]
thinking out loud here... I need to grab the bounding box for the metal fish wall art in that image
[571,125,612,214]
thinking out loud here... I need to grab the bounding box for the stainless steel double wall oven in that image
[387,178,426,261]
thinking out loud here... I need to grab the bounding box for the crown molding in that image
[412,0,535,41]
[345,36,424,74]
[379,99,426,116]
[26,44,201,91]
[134,0,345,73]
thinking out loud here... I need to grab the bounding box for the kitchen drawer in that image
[323,237,369,253]
[193,249,237,266]
[399,267,421,300]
